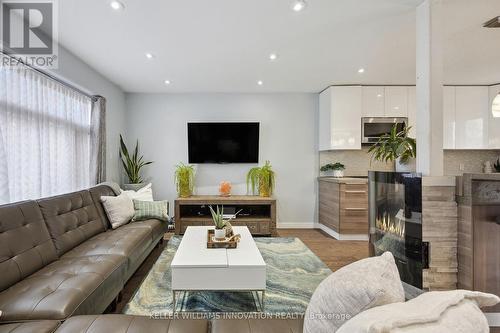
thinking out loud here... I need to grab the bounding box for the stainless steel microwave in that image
[362,117,407,144]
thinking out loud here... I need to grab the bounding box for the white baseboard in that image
[485,313,500,327]
[276,223,369,241]
[316,223,369,241]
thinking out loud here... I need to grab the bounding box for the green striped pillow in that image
[132,200,169,222]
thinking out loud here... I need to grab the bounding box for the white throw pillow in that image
[121,183,154,201]
[303,252,404,333]
[336,290,500,333]
[100,193,135,229]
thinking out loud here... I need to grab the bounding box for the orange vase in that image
[219,181,232,197]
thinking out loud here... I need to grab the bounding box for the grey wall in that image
[49,47,126,183]
[125,93,319,227]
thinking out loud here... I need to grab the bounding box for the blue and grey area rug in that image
[123,236,331,315]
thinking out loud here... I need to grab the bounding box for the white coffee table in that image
[171,226,266,311]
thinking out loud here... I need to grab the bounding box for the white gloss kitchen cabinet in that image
[455,87,489,149]
[442,86,500,149]
[361,86,410,118]
[319,86,362,150]
[489,85,500,149]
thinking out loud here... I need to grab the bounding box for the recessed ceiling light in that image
[377,94,382,98]
[358,68,365,73]
[292,0,307,12]
[164,80,171,85]
[269,53,278,61]
[257,80,263,86]
[145,53,154,59]
[110,1,125,10]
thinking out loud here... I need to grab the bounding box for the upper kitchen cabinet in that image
[362,86,385,117]
[443,86,456,149]
[489,85,500,149]
[455,86,489,149]
[385,87,409,117]
[407,86,417,138]
[319,86,362,150]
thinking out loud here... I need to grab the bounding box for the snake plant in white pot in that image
[119,134,153,190]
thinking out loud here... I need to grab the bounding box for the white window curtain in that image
[0,64,102,204]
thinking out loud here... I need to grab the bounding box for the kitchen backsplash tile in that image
[319,148,500,177]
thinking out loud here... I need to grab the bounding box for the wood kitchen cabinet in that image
[318,178,368,240]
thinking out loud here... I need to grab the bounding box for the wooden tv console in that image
[174,195,276,236]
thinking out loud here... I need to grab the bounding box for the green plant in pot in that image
[320,162,345,178]
[368,124,416,172]
[119,134,153,191]
[209,205,241,240]
[174,163,195,198]
[209,206,227,240]
[246,160,275,197]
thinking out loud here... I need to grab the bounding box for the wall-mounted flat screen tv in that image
[188,122,259,163]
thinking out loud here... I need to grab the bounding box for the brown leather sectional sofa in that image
[0,184,303,333]
[0,185,166,320]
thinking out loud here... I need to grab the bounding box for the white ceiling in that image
[57,0,500,93]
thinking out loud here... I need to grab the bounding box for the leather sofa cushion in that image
[124,219,167,242]
[0,254,126,321]
[0,321,60,333]
[0,201,58,292]
[89,185,119,230]
[211,319,303,333]
[56,315,209,333]
[38,190,105,256]
[62,226,152,272]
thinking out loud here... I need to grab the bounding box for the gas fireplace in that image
[369,171,428,289]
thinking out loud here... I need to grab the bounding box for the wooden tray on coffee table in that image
[207,229,238,249]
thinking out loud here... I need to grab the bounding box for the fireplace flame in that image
[376,212,405,238]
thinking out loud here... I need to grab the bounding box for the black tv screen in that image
[188,122,259,163]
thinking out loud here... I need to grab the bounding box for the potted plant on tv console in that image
[174,163,195,198]
[119,134,153,191]
[320,162,345,178]
[246,160,275,197]
[368,124,416,172]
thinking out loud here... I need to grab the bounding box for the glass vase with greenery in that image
[246,160,275,197]
[368,124,416,171]
[174,163,195,198]
[119,134,153,188]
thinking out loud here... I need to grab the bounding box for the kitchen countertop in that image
[318,176,368,184]
[456,173,500,204]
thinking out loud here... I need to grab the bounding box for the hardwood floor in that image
[277,229,370,272]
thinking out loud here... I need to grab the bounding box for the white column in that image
[416,0,444,176]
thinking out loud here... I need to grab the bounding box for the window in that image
[0,64,102,204]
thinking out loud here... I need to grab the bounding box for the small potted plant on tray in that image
[320,162,345,178]
[209,205,241,240]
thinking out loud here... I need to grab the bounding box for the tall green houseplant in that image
[175,163,195,198]
[246,160,276,197]
[119,134,153,185]
[368,125,416,171]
